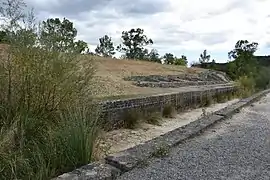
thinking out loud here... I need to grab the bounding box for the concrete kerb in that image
[54,89,270,180]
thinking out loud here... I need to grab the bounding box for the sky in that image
[20,0,270,64]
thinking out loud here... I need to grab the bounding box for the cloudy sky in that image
[24,0,270,64]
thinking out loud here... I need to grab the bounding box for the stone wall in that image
[99,84,237,131]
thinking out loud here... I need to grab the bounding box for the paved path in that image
[117,94,270,180]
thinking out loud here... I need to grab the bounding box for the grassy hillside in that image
[0,43,206,98]
[91,56,205,98]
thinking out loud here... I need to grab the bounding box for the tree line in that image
[0,17,218,66]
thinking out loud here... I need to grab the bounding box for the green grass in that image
[0,43,100,179]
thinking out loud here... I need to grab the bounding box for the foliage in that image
[199,49,211,63]
[148,49,161,63]
[123,109,142,129]
[174,55,188,66]
[162,105,177,118]
[117,28,153,59]
[254,66,270,90]
[0,30,8,43]
[236,76,255,98]
[0,0,99,179]
[151,143,170,158]
[145,112,162,125]
[39,17,88,53]
[95,35,115,57]
[163,53,175,65]
[228,40,259,78]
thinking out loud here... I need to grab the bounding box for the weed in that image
[227,92,234,100]
[145,112,162,126]
[236,76,255,98]
[162,105,177,118]
[151,144,170,158]
[204,95,214,107]
[123,109,142,129]
[0,1,100,179]
[216,94,228,103]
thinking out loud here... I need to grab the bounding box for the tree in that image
[163,53,175,65]
[148,49,161,63]
[117,28,153,59]
[174,55,188,66]
[228,40,258,60]
[228,40,258,78]
[95,35,115,57]
[40,17,88,53]
[199,49,211,63]
[74,40,89,53]
[0,30,8,43]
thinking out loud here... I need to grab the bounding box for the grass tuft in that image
[151,144,170,158]
[145,112,162,126]
[123,109,142,129]
[162,105,177,118]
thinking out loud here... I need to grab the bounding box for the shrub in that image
[162,105,177,118]
[236,76,255,98]
[203,95,214,107]
[145,112,162,126]
[254,67,270,90]
[0,1,99,179]
[123,109,142,129]
[151,144,170,158]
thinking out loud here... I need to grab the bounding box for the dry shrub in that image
[162,105,177,118]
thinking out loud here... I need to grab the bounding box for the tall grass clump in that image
[236,76,255,98]
[0,1,100,179]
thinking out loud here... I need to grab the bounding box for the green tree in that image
[74,40,89,53]
[117,28,153,59]
[228,40,258,78]
[174,55,188,66]
[148,49,161,63]
[40,17,88,53]
[0,30,8,43]
[95,35,115,57]
[199,49,211,63]
[163,53,175,65]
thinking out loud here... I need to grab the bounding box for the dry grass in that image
[1,44,205,99]
[86,55,205,97]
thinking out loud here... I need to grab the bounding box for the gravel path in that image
[117,94,270,180]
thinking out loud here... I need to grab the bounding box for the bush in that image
[0,43,100,179]
[202,95,214,107]
[0,1,99,179]
[236,76,255,98]
[145,112,162,125]
[162,105,177,118]
[254,67,270,90]
[123,109,142,129]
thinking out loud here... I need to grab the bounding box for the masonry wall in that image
[99,85,237,131]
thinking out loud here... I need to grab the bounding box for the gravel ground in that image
[117,94,270,180]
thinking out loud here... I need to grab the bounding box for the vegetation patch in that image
[145,111,162,126]
[162,105,177,118]
[151,144,170,158]
[123,109,142,129]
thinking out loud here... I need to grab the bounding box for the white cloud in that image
[10,0,270,62]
